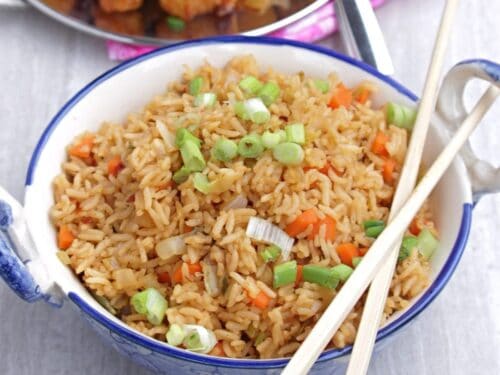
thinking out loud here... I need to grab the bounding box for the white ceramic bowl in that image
[1,37,499,374]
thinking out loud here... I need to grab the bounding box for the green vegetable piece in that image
[194,93,217,108]
[131,288,168,326]
[212,138,238,162]
[399,235,418,261]
[239,76,263,95]
[184,331,202,350]
[365,225,385,238]
[386,102,417,129]
[234,101,249,120]
[363,220,385,230]
[255,332,267,346]
[175,128,201,148]
[262,131,282,149]
[180,140,206,172]
[302,265,340,289]
[331,264,354,282]
[172,166,191,184]
[188,76,204,96]
[417,228,439,259]
[166,16,185,32]
[285,123,306,145]
[166,324,186,346]
[260,245,281,263]
[258,82,280,106]
[272,142,304,166]
[193,173,212,194]
[314,79,330,94]
[273,260,297,288]
[277,129,287,143]
[238,134,265,158]
[352,256,363,268]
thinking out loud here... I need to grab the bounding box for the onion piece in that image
[223,194,248,210]
[156,120,175,150]
[202,260,220,297]
[246,217,294,260]
[182,324,217,353]
[156,235,186,260]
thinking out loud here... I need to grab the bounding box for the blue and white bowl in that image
[1,37,499,374]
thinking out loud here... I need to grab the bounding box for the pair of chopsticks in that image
[283,1,499,374]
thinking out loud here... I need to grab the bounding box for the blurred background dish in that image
[25,0,329,45]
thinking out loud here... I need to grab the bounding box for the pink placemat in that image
[107,0,386,61]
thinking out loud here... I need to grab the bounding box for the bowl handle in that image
[0,186,63,306]
[436,59,500,202]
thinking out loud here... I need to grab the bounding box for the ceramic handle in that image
[437,59,500,201]
[0,186,62,305]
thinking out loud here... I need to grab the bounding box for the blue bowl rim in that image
[26,35,472,368]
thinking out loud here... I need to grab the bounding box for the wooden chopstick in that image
[346,1,460,374]
[282,83,499,375]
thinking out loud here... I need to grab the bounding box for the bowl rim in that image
[26,36,473,368]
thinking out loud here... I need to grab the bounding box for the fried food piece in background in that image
[93,7,144,35]
[43,0,76,13]
[99,0,143,13]
[158,0,237,21]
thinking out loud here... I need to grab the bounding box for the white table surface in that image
[1,1,500,374]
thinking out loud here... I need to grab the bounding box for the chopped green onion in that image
[273,260,297,288]
[363,220,385,229]
[239,75,263,95]
[238,134,265,158]
[166,16,185,32]
[331,264,354,282]
[255,332,267,346]
[262,130,283,149]
[246,217,294,261]
[260,245,281,263]
[234,101,249,120]
[244,98,271,124]
[172,166,191,184]
[175,128,201,149]
[285,123,306,145]
[365,224,385,238]
[277,129,287,143]
[194,93,217,108]
[182,325,217,353]
[131,288,168,326]
[302,265,339,289]
[258,82,280,106]
[416,228,439,259]
[399,235,418,261]
[352,256,363,268]
[272,142,304,166]
[314,79,330,94]
[93,293,117,315]
[212,138,238,162]
[166,324,186,346]
[180,140,206,172]
[193,173,212,194]
[188,76,204,96]
[386,102,417,129]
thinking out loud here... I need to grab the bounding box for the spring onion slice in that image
[194,93,217,108]
[193,173,212,194]
[212,138,238,162]
[131,288,168,326]
[172,166,191,184]
[175,128,201,149]
[236,98,270,124]
[273,260,297,288]
[399,235,418,261]
[182,325,217,353]
[262,130,282,149]
[416,228,439,259]
[272,142,304,166]
[234,101,249,120]
[260,245,281,263]
[180,140,206,172]
[258,82,280,106]
[246,217,294,260]
[386,102,417,129]
[166,324,186,346]
[188,76,204,96]
[238,134,265,158]
[239,76,263,95]
[314,79,330,94]
[285,123,306,145]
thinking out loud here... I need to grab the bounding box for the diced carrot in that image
[318,163,331,175]
[173,262,202,284]
[157,272,171,284]
[308,216,337,241]
[107,155,124,177]
[183,225,193,233]
[127,194,135,203]
[382,158,397,184]
[409,218,421,236]
[58,225,75,250]
[285,208,319,237]
[173,265,183,284]
[337,243,360,267]
[295,265,303,287]
[187,263,202,274]
[69,135,95,159]
[209,341,225,357]
[371,131,389,157]
[359,247,369,256]
[251,291,271,310]
[354,86,371,104]
[328,83,353,109]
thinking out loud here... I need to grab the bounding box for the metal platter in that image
[25,0,329,45]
